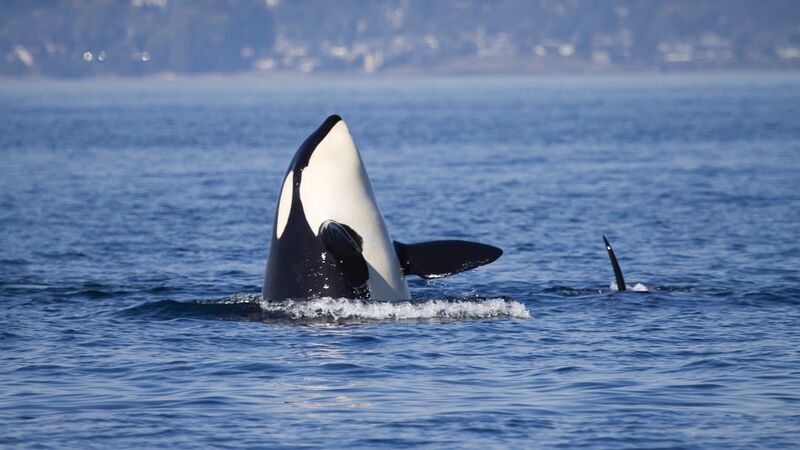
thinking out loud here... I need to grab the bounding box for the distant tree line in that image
[1,0,799,77]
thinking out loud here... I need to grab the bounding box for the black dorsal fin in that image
[603,235,626,291]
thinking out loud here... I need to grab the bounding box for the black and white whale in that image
[262,115,502,301]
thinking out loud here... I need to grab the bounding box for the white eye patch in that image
[275,171,293,239]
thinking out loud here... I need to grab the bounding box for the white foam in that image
[610,282,649,292]
[257,297,531,321]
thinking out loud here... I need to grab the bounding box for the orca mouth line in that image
[118,294,531,323]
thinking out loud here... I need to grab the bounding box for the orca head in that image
[274,114,377,240]
[285,114,345,179]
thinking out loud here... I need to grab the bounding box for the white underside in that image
[297,120,410,300]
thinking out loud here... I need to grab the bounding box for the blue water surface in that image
[1,74,800,449]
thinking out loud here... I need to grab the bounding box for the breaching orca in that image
[262,115,502,301]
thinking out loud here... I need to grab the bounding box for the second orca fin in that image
[603,235,626,291]
[393,240,502,279]
[319,220,369,288]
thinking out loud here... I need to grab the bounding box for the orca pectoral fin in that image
[319,220,368,288]
[603,235,626,291]
[393,240,502,279]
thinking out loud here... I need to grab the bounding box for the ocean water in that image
[1,74,800,448]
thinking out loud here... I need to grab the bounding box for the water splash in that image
[239,294,530,321]
[610,282,650,292]
[122,294,531,322]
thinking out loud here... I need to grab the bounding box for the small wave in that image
[118,298,263,321]
[738,286,800,306]
[542,286,605,296]
[256,296,531,321]
[610,282,650,292]
[122,294,530,323]
[543,283,699,297]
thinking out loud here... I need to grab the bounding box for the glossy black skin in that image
[394,240,502,279]
[603,235,626,291]
[262,115,367,300]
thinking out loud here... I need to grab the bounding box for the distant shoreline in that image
[2,66,800,83]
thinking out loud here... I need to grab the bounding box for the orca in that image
[603,235,626,291]
[262,115,502,301]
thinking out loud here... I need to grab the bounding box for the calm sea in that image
[1,74,799,448]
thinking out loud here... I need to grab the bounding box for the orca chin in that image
[262,115,502,301]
